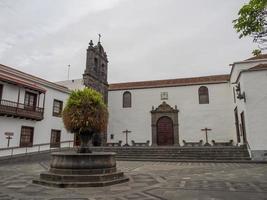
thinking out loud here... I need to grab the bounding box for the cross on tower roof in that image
[98,33,101,43]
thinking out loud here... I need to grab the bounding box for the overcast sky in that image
[0,0,258,83]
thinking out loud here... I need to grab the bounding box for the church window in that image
[110,134,114,140]
[101,64,105,77]
[123,91,131,108]
[198,86,209,104]
[94,58,98,72]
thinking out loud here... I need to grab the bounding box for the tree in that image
[62,88,108,153]
[233,0,267,51]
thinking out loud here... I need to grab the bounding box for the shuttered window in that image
[20,126,34,147]
[50,129,61,148]
[53,99,63,117]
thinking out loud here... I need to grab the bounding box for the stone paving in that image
[0,160,267,200]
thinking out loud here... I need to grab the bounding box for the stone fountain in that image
[33,151,129,188]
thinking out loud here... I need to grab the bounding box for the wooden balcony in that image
[0,99,44,121]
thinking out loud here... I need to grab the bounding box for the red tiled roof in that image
[246,54,267,61]
[109,74,230,91]
[0,64,69,93]
[0,71,46,93]
[247,63,267,71]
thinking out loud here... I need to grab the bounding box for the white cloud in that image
[0,0,256,83]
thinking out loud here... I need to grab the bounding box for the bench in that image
[106,141,122,147]
[131,140,150,147]
[211,140,234,147]
[182,140,203,147]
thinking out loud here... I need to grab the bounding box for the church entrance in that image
[151,101,179,146]
[157,116,174,145]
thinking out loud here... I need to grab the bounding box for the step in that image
[33,176,129,188]
[115,156,251,160]
[115,158,255,163]
[40,171,124,182]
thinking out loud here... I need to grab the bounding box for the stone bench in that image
[211,140,234,147]
[106,141,122,147]
[131,140,150,147]
[182,140,203,147]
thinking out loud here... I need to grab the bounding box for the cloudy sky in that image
[0,0,258,83]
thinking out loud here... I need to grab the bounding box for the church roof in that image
[109,74,230,91]
[247,63,267,71]
[246,54,267,61]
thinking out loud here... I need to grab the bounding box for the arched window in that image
[94,58,98,72]
[198,86,209,104]
[101,64,105,77]
[123,91,131,108]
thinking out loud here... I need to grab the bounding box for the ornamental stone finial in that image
[89,40,94,46]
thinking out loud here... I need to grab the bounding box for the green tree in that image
[62,88,108,153]
[233,0,267,51]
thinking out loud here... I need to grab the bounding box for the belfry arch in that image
[151,101,179,146]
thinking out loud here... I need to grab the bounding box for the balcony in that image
[0,99,44,121]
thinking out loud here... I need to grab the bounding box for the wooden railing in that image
[0,99,44,121]
[0,140,74,158]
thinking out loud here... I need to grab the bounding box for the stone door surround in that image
[151,101,179,146]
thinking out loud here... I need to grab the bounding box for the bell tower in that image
[83,39,109,146]
[83,39,108,103]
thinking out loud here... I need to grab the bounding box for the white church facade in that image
[0,41,267,160]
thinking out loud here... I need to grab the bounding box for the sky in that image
[0,0,258,83]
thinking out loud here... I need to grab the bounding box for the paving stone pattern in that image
[0,161,267,199]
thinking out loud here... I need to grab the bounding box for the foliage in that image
[62,88,108,134]
[233,0,267,49]
[252,48,262,55]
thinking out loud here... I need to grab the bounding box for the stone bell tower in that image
[83,39,109,145]
[83,39,108,104]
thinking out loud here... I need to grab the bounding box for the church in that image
[58,40,267,161]
[0,40,267,161]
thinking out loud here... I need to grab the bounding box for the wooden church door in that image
[157,116,174,146]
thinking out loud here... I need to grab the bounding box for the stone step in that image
[32,176,129,188]
[90,147,251,161]
[91,149,248,153]
[49,167,117,175]
[110,151,249,155]
[115,156,251,160]
[115,158,255,163]
[116,155,250,160]
[40,171,124,182]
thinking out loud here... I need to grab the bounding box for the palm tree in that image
[62,88,108,153]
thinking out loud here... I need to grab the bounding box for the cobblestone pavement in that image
[0,160,267,200]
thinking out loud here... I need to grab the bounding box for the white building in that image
[57,52,267,161]
[1,41,267,160]
[230,55,267,160]
[0,64,73,150]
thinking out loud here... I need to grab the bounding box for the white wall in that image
[239,71,267,151]
[231,60,267,160]
[107,83,236,145]
[0,82,73,148]
[230,60,267,83]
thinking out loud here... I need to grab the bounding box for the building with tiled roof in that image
[1,40,267,161]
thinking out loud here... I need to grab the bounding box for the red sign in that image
[4,132,14,136]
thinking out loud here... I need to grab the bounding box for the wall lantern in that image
[235,83,246,102]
